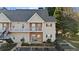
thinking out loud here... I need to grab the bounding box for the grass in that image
[0,43,17,51]
[71,43,79,48]
[21,43,54,46]
[61,38,79,48]
[57,35,79,48]
[21,43,30,46]
[63,35,79,48]
[63,35,79,41]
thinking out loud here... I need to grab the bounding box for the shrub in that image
[21,43,43,46]
[43,41,46,43]
[30,43,43,46]
[5,38,14,43]
[0,43,17,51]
[21,38,25,43]
[46,39,52,43]
[21,43,29,46]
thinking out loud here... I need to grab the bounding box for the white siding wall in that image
[42,22,56,42]
[27,13,44,23]
[10,22,29,31]
[9,21,56,43]
[9,22,30,43]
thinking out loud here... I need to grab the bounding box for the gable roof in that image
[27,13,45,22]
[0,13,11,22]
[0,9,55,22]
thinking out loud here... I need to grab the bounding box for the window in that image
[22,24,24,28]
[50,24,52,27]
[32,23,35,27]
[46,24,48,27]
[37,24,41,28]
[3,24,7,29]
[4,24,6,27]
[46,34,48,38]
[31,23,36,31]
[37,24,41,31]
[50,34,52,38]
[37,34,41,38]
[13,37,15,40]
[46,23,52,27]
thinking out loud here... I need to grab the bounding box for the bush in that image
[5,38,14,43]
[30,43,43,46]
[46,39,52,43]
[43,41,46,43]
[21,43,43,46]
[0,43,17,51]
[21,43,29,46]
[21,38,25,43]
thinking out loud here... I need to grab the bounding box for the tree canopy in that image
[47,7,79,39]
[47,7,56,16]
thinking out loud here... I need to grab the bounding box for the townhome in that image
[0,9,56,43]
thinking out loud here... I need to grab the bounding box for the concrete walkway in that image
[63,40,76,49]
[11,42,22,51]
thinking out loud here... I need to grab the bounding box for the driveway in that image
[63,40,76,49]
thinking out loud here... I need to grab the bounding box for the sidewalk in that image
[11,42,22,51]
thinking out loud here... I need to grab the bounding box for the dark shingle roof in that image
[0,9,55,22]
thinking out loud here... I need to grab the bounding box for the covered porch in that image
[29,32,43,43]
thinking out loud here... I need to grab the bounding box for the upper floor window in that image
[4,24,6,27]
[32,23,35,27]
[46,34,52,38]
[31,23,36,31]
[46,23,52,27]
[37,24,41,27]
[3,24,7,29]
[37,23,42,30]
[46,24,48,27]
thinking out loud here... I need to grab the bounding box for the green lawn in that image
[66,40,79,48]
[57,35,79,48]
[0,43,17,51]
[71,43,79,48]
[21,43,54,46]
[70,35,79,41]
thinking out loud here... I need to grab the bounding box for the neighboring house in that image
[0,9,56,43]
